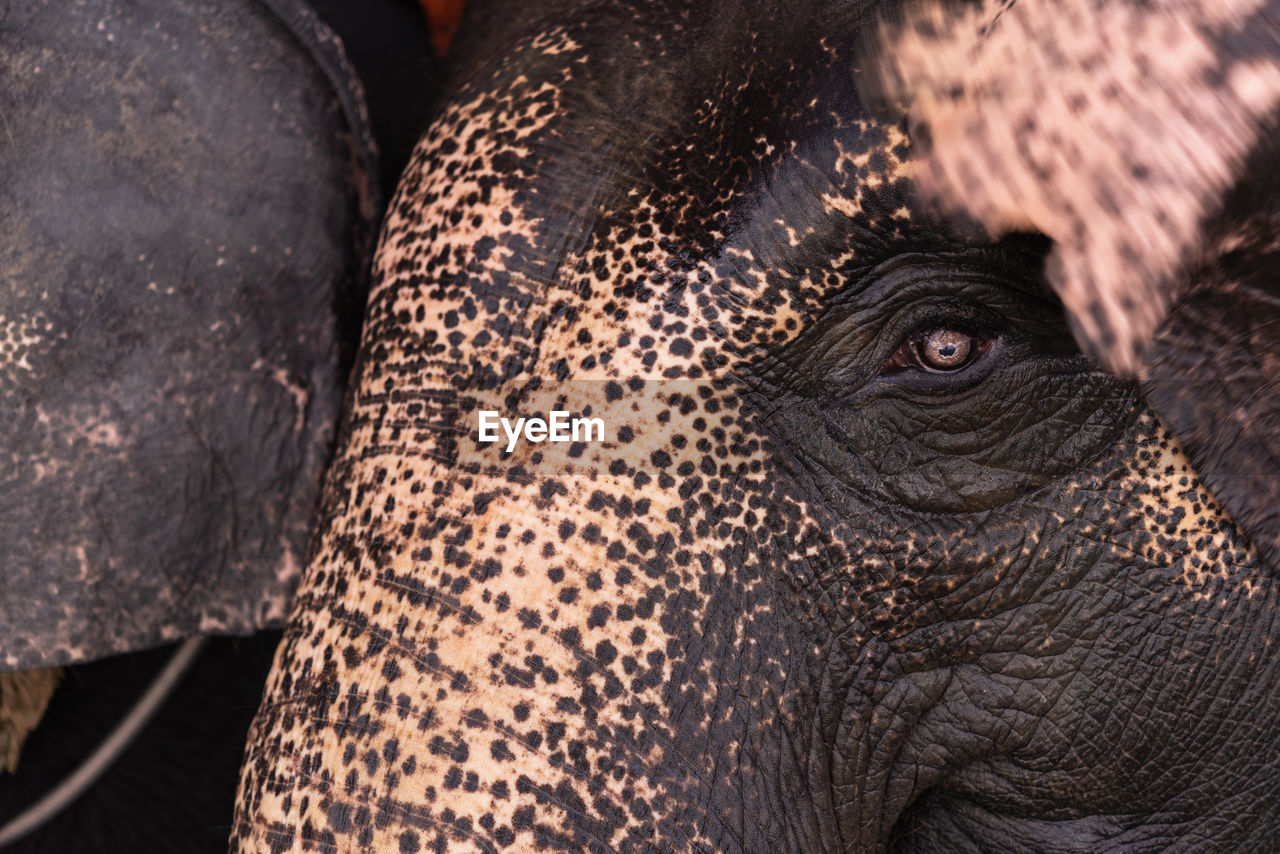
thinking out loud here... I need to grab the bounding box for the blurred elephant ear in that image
[863,0,1280,568]
[0,0,379,670]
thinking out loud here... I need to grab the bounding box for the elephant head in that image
[233,1,1280,851]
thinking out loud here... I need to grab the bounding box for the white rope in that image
[0,636,208,849]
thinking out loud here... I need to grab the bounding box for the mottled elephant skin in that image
[233,1,1280,851]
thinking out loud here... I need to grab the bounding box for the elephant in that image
[224,0,1280,851]
[0,0,434,849]
[0,0,376,677]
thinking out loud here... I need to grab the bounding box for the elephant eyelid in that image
[820,328,1001,408]
[808,297,1010,406]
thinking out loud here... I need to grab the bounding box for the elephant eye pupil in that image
[915,328,983,372]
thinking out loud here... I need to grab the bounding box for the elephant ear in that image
[0,0,378,670]
[864,0,1280,569]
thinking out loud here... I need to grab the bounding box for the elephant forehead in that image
[371,25,923,377]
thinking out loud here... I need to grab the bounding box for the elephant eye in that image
[885,327,995,375]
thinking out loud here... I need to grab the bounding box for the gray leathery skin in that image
[0,0,376,669]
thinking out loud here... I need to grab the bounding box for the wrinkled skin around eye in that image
[760,241,1139,514]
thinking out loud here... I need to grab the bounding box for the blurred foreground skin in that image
[0,0,435,848]
[0,0,377,673]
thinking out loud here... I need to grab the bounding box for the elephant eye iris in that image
[919,328,976,371]
[883,327,994,376]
